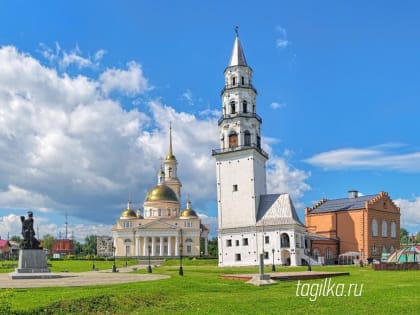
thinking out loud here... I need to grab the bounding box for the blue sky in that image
[0,1,419,241]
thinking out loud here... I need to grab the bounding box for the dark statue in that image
[20,211,41,249]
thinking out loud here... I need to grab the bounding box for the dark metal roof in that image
[256,193,304,226]
[309,195,376,214]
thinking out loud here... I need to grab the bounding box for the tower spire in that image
[229,27,247,67]
[166,122,176,161]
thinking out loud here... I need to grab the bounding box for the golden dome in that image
[145,184,178,202]
[180,200,197,217]
[166,152,176,161]
[120,201,137,218]
[181,209,198,218]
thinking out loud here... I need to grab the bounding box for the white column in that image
[135,237,139,256]
[159,236,164,256]
[143,237,147,256]
[168,236,172,256]
[175,236,179,256]
[204,237,208,256]
[151,237,155,256]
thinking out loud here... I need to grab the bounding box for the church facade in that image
[112,128,209,258]
[212,32,307,267]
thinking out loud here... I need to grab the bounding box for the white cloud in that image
[0,44,313,238]
[270,101,286,109]
[181,89,194,106]
[267,157,311,200]
[305,145,420,172]
[38,43,106,70]
[394,197,420,232]
[275,26,289,48]
[99,61,152,96]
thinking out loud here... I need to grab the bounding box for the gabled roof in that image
[137,219,179,230]
[256,193,304,226]
[307,195,376,214]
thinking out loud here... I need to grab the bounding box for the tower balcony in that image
[212,144,269,159]
[218,112,262,126]
[221,83,257,95]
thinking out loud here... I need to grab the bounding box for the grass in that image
[0,259,419,314]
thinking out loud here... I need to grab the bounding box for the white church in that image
[212,31,307,267]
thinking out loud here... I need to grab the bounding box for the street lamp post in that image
[179,244,184,276]
[271,248,276,272]
[147,245,152,273]
[307,250,312,272]
[124,239,131,267]
[112,245,117,272]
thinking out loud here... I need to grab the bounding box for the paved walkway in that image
[219,271,350,282]
[1,265,169,288]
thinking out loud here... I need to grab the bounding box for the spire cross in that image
[235,26,239,37]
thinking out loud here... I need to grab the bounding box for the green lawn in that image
[1,259,418,314]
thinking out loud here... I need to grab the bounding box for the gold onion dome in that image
[120,201,137,218]
[181,200,198,217]
[145,184,178,202]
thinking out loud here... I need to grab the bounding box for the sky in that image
[0,1,419,242]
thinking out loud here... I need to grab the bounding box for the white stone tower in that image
[212,30,305,268]
[212,30,269,230]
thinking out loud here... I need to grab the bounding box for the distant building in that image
[0,240,11,258]
[112,128,209,258]
[52,239,74,256]
[97,236,113,257]
[305,190,400,262]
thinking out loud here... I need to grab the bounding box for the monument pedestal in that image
[10,249,61,279]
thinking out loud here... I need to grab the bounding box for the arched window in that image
[242,100,248,113]
[372,219,378,236]
[149,209,153,217]
[228,132,238,148]
[244,131,251,146]
[257,135,261,149]
[382,220,387,237]
[168,167,173,177]
[382,245,387,254]
[326,248,333,259]
[167,208,171,216]
[158,208,162,216]
[280,233,290,248]
[391,221,396,238]
[230,101,236,114]
[313,248,320,260]
[372,245,377,255]
[241,76,245,85]
[232,76,236,86]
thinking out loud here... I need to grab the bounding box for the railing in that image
[212,144,269,159]
[221,83,257,95]
[217,112,262,125]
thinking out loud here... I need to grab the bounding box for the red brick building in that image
[52,239,74,256]
[305,190,400,262]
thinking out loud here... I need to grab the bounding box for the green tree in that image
[416,232,420,243]
[400,228,409,245]
[73,241,83,255]
[83,235,97,256]
[42,234,55,252]
[207,237,218,257]
[10,235,22,243]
